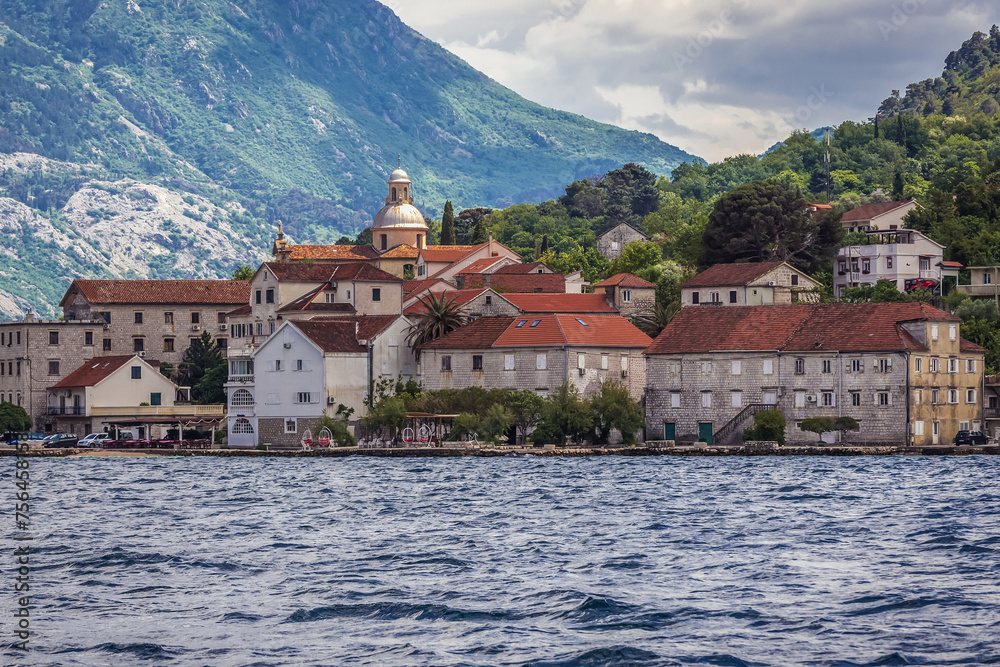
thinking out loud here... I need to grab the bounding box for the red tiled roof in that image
[593,273,657,289]
[841,200,913,222]
[309,315,400,340]
[403,289,488,315]
[291,321,367,354]
[501,293,617,313]
[68,280,250,305]
[457,257,507,274]
[378,244,420,259]
[461,274,566,293]
[961,338,987,353]
[494,262,551,275]
[51,356,141,388]
[402,278,453,297]
[939,261,963,268]
[285,245,379,261]
[681,262,785,288]
[328,263,402,282]
[264,262,400,283]
[419,244,486,263]
[277,285,357,314]
[227,304,252,316]
[496,314,651,348]
[646,303,962,355]
[807,202,833,210]
[417,316,517,350]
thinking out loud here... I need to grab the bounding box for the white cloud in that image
[391,0,996,162]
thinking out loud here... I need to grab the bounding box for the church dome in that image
[388,168,411,183]
[372,202,427,229]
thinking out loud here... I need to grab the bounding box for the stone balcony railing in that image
[956,284,1000,297]
[90,405,225,417]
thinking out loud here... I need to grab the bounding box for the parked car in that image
[78,433,110,448]
[954,430,988,445]
[42,433,80,448]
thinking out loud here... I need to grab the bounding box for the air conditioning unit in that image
[283,342,291,349]
[137,351,147,358]
[806,395,817,403]
[621,370,629,378]
[191,325,201,331]
[327,396,336,405]
[103,324,110,330]
[767,280,777,286]
[578,367,585,376]
[219,324,228,331]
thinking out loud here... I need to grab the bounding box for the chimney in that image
[25,308,34,323]
[488,231,493,256]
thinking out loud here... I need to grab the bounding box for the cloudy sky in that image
[389,0,993,162]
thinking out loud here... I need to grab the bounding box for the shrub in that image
[742,409,786,446]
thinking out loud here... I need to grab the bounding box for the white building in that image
[833,229,953,296]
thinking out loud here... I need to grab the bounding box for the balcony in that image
[90,405,225,417]
[956,284,1000,298]
[48,406,86,416]
[226,374,255,384]
[918,269,939,280]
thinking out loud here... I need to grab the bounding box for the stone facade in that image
[681,263,820,307]
[597,223,650,261]
[600,285,654,318]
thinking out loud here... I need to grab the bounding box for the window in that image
[731,391,742,408]
[886,256,893,269]
[325,293,336,303]
[794,358,805,374]
[966,358,976,373]
[295,392,314,404]
[516,320,527,328]
[418,265,425,277]
[791,274,799,286]
[284,418,297,434]
[949,324,957,341]
[191,312,201,324]
[134,312,143,324]
[967,389,977,404]
[930,358,939,373]
[273,359,283,372]
[948,389,959,404]
[729,290,737,303]
[914,389,922,405]
[372,288,381,302]
[611,240,619,251]
[622,290,631,303]
[85,331,93,346]
[701,392,712,408]
[98,311,111,324]
[48,361,59,375]
[150,392,161,406]
[536,353,547,370]
[16,361,20,376]
[931,324,938,341]
[441,356,452,371]
[133,338,145,352]
[473,355,483,371]
[295,359,308,371]
[692,292,700,305]
[877,358,891,373]
[822,360,831,374]
[851,392,861,407]
[822,392,835,407]
[165,312,174,324]
[602,355,609,370]
[932,389,940,404]
[795,391,806,408]
[621,356,629,371]
[731,360,741,375]
[948,358,959,374]
[914,421,924,437]
[877,392,891,406]
[914,357,922,373]
[15,332,19,345]
[131,366,142,379]
[49,331,59,345]
[851,358,863,373]
[231,389,254,407]
[920,257,930,271]
[103,338,112,351]
[485,295,492,306]
[504,354,515,370]
[255,290,262,305]
[671,392,681,409]
[218,312,226,324]
[265,289,274,304]
[709,291,721,303]
[577,354,586,370]
[839,262,847,273]
[862,259,871,273]
[164,338,174,352]
[701,361,712,375]
[763,359,773,375]
[380,234,387,250]
[530,320,541,328]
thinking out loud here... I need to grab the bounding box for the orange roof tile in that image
[496,314,651,348]
[68,280,250,306]
[285,245,380,261]
[593,273,657,288]
[307,315,400,340]
[51,356,142,388]
[403,289,488,315]
[494,262,552,275]
[291,321,367,354]
[681,262,786,288]
[501,293,617,313]
[417,317,517,350]
[419,244,486,263]
[456,257,507,274]
[378,244,420,259]
[841,200,913,222]
[265,262,400,283]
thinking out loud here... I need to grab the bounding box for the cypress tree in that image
[471,218,488,244]
[440,200,456,245]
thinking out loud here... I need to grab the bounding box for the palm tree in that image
[406,292,467,358]
[634,300,680,338]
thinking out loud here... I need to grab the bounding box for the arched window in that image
[391,187,397,201]
[403,186,408,199]
[231,389,254,407]
[232,419,254,434]
[380,234,388,250]
[416,234,423,248]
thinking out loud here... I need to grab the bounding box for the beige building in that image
[644,302,983,446]
[59,279,250,361]
[840,200,917,232]
[417,314,652,401]
[957,266,1000,305]
[681,262,821,307]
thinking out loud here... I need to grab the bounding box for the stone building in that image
[680,261,821,307]
[644,303,984,446]
[59,279,250,362]
[597,222,650,261]
[417,314,651,401]
[593,273,656,318]
[228,316,415,448]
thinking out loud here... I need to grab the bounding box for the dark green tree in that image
[405,293,467,357]
[440,200,456,245]
[470,218,489,244]
[601,163,660,227]
[231,263,255,280]
[181,330,225,392]
[590,380,645,445]
[0,403,31,434]
[540,384,593,446]
[192,363,227,404]
[742,409,786,446]
[892,172,905,200]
